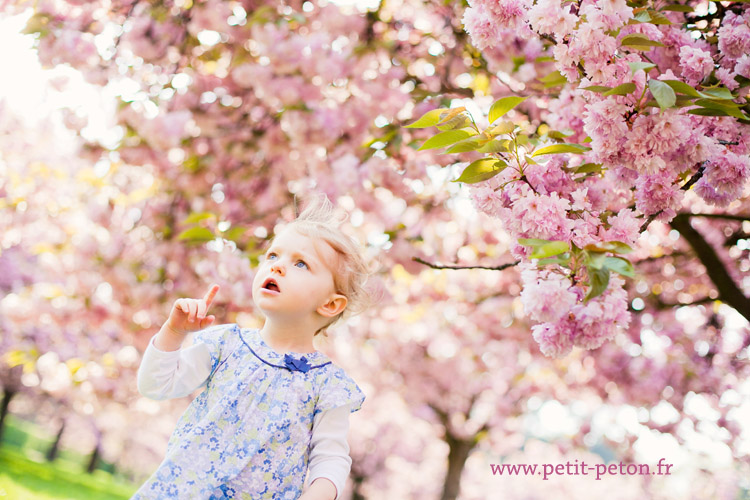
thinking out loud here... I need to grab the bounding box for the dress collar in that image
[239,327,331,373]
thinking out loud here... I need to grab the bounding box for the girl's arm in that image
[302,404,355,500]
[137,286,220,400]
[137,324,213,400]
[301,478,337,500]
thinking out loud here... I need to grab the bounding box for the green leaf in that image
[586,251,608,270]
[247,5,276,24]
[538,70,568,88]
[629,10,651,23]
[489,96,528,124]
[489,121,515,136]
[436,114,472,131]
[443,138,484,154]
[661,4,693,12]
[694,98,743,109]
[693,99,747,119]
[642,95,694,109]
[646,9,672,24]
[662,79,701,98]
[547,129,575,140]
[648,79,676,109]
[476,139,511,154]
[584,241,634,254]
[536,253,571,266]
[574,162,603,174]
[621,33,664,48]
[604,256,635,277]
[437,108,467,126]
[698,87,735,101]
[222,226,247,243]
[581,85,613,93]
[603,82,637,96]
[183,155,202,173]
[529,241,569,259]
[405,108,448,128]
[531,143,591,157]
[518,238,552,247]
[452,159,508,184]
[584,267,610,303]
[184,212,215,224]
[418,130,474,150]
[21,13,52,36]
[177,227,215,243]
[628,61,656,74]
[688,108,731,117]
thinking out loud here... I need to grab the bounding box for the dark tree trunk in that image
[0,387,16,445]
[670,213,750,323]
[351,473,366,500]
[440,434,476,500]
[46,419,65,461]
[87,443,100,473]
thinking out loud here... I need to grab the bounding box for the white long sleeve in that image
[306,403,354,500]
[137,333,354,498]
[136,334,213,400]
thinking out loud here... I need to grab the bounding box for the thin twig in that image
[639,162,706,232]
[412,257,520,271]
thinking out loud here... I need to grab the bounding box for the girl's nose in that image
[270,262,285,275]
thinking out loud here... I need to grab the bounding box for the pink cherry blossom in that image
[717,11,750,62]
[633,169,684,220]
[571,274,631,350]
[470,185,504,217]
[702,150,750,201]
[679,46,714,86]
[513,191,575,241]
[461,4,502,50]
[602,208,640,247]
[715,67,739,90]
[519,261,578,323]
[735,54,750,79]
[531,321,574,357]
[527,0,577,40]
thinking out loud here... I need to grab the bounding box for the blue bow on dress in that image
[283,353,311,373]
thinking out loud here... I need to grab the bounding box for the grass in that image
[0,415,139,500]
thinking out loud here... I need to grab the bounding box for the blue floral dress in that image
[132,323,366,500]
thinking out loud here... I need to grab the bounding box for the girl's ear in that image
[317,294,347,318]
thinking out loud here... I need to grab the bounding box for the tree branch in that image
[683,213,750,223]
[412,256,520,271]
[639,162,706,233]
[668,213,750,323]
[649,294,716,310]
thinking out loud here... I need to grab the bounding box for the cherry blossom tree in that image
[406,0,750,357]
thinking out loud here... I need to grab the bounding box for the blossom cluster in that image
[463,0,750,356]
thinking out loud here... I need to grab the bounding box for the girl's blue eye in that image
[266,253,306,269]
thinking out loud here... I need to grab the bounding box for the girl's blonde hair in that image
[278,193,377,337]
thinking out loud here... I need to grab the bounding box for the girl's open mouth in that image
[262,277,281,294]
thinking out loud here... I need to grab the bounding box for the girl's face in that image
[252,228,346,321]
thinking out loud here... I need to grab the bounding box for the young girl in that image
[133,195,373,500]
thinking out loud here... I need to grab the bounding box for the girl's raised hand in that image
[166,284,220,336]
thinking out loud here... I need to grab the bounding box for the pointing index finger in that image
[204,284,219,307]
